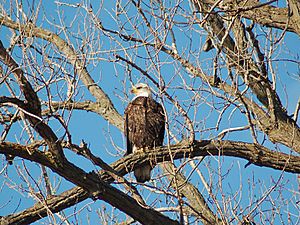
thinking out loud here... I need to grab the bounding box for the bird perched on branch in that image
[124,83,165,183]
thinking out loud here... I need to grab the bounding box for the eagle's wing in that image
[124,97,148,154]
[146,100,165,146]
[124,111,132,155]
[124,97,165,182]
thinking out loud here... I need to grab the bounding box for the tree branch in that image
[202,0,299,35]
[1,138,299,224]
[0,41,64,159]
[0,40,41,116]
[162,162,224,225]
[1,139,299,224]
[0,142,180,225]
[0,15,123,131]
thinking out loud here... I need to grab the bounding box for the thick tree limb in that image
[0,41,41,116]
[0,187,88,225]
[1,139,299,224]
[288,0,300,35]
[191,0,277,107]
[2,139,297,177]
[0,142,180,225]
[0,41,64,159]
[162,162,224,225]
[202,0,300,36]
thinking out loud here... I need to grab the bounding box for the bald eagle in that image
[124,83,165,183]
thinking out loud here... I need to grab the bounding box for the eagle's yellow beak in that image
[130,86,137,94]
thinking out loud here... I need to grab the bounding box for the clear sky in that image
[0,1,299,224]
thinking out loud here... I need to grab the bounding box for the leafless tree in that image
[0,1,300,224]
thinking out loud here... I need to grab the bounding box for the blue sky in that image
[0,1,300,224]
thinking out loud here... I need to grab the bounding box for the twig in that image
[217,125,251,140]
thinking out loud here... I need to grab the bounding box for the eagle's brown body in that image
[124,96,165,182]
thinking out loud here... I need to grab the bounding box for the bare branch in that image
[0,40,41,116]
[0,15,123,130]
[202,0,299,35]
[1,138,299,223]
[0,43,64,158]
[0,142,180,225]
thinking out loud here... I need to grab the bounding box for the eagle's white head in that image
[131,83,152,99]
